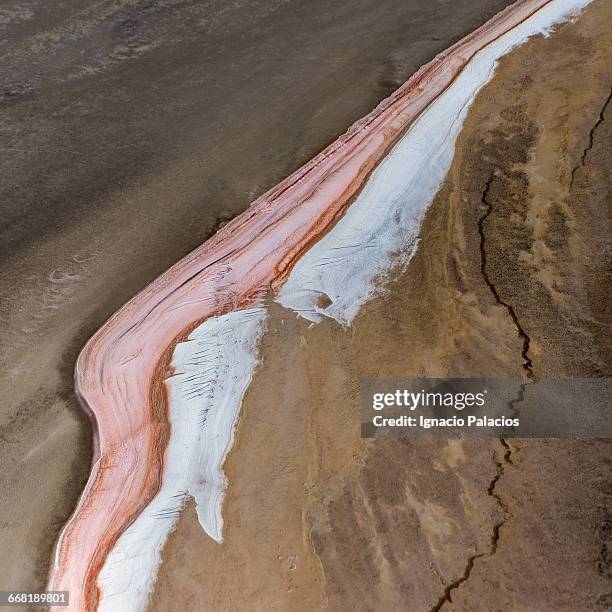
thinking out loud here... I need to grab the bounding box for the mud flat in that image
[153,2,611,610]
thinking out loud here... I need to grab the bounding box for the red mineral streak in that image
[47,2,558,609]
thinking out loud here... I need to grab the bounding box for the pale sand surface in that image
[0,0,516,593]
[153,2,611,610]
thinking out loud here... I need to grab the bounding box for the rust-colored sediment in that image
[47,2,569,609]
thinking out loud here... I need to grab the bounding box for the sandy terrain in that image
[152,2,611,610]
[0,0,516,594]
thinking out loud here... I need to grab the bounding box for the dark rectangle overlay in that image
[361,378,611,438]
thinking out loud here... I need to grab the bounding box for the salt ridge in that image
[46,2,592,610]
[97,308,266,611]
[278,0,591,325]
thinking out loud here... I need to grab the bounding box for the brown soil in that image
[153,2,612,610]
